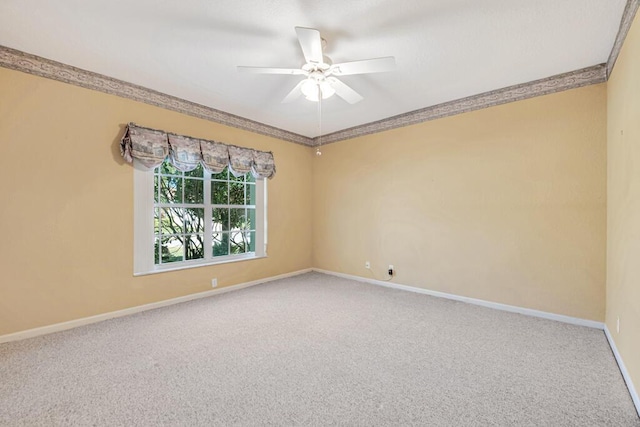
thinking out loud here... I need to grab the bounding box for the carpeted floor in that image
[0,272,638,426]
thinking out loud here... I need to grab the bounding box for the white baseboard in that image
[0,268,312,344]
[312,268,605,330]
[604,325,640,418]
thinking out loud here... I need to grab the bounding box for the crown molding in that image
[0,45,313,146]
[607,0,640,78]
[315,64,606,145]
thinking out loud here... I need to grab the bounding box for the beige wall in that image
[607,11,640,403]
[313,84,607,321]
[0,68,313,335]
[0,58,612,334]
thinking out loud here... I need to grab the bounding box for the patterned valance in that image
[120,123,276,179]
[120,125,169,168]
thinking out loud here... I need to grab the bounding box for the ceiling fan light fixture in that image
[301,78,335,102]
[320,80,335,99]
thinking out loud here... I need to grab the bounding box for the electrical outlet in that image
[211,278,218,288]
[365,261,370,269]
[617,316,620,333]
[388,264,394,276]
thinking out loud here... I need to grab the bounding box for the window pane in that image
[154,208,160,235]
[247,183,256,205]
[246,173,255,183]
[212,181,228,205]
[213,232,229,256]
[185,234,204,260]
[159,176,183,203]
[184,178,204,204]
[154,237,160,265]
[246,208,255,230]
[184,208,204,234]
[230,208,247,231]
[160,161,181,176]
[154,176,159,203]
[211,168,228,180]
[248,231,256,253]
[212,208,229,232]
[230,231,247,254]
[161,235,184,263]
[229,182,244,205]
[161,208,185,234]
[230,172,244,182]
[184,164,203,178]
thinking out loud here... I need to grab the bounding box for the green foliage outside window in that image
[153,160,256,265]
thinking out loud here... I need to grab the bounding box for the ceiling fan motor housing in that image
[302,60,332,74]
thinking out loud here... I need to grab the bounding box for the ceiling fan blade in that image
[295,27,324,64]
[282,80,306,103]
[330,57,396,76]
[238,66,305,75]
[327,77,364,104]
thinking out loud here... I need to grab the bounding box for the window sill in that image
[133,254,267,276]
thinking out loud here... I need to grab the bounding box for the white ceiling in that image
[0,0,627,138]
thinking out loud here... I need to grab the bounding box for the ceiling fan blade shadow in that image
[295,27,324,63]
[327,77,363,104]
[238,66,306,75]
[282,80,307,103]
[331,57,396,76]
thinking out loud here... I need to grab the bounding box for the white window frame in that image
[133,159,267,276]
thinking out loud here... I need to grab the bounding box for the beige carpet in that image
[1,272,638,426]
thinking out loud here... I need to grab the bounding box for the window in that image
[133,158,266,275]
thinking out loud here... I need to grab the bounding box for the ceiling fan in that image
[238,27,396,104]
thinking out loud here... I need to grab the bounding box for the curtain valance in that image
[120,123,276,179]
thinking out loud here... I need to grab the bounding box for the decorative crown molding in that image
[607,0,640,78]
[315,64,607,145]
[0,46,313,146]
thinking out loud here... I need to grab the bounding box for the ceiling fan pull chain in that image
[316,85,323,156]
